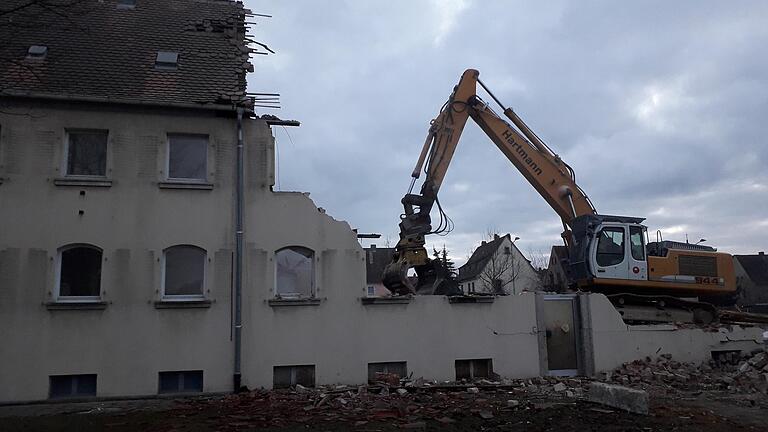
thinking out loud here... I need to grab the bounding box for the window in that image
[275,247,314,299]
[596,227,625,267]
[27,45,48,60]
[629,226,645,261]
[504,246,511,255]
[367,285,376,297]
[163,245,206,299]
[368,362,407,384]
[156,51,179,70]
[273,365,315,388]
[49,374,96,399]
[66,130,108,177]
[117,0,136,9]
[158,371,203,394]
[455,359,493,380]
[167,134,207,181]
[57,245,102,301]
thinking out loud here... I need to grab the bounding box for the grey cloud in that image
[248,0,768,261]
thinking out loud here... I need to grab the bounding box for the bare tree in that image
[476,230,523,295]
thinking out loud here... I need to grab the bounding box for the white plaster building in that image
[457,234,541,295]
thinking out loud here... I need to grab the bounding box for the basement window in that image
[273,365,315,388]
[367,362,407,384]
[167,134,208,181]
[275,247,314,299]
[49,374,97,399]
[163,245,206,300]
[57,245,102,301]
[66,129,108,177]
[455,359,493,380]
[158,371,203,394]
[155,51,179,70]
[27,45,47,60]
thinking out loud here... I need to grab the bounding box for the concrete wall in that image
[587,294,764,372]
[0,100,247,402]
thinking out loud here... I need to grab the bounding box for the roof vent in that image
[155,51,178,70]
[117,0,136,9]
[27,45,48,59]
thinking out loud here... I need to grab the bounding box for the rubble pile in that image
[605,348,768,395]
[173,377,586,430]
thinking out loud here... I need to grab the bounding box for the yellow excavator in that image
[382,69,738,324]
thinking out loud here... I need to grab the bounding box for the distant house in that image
[545,245,570,292]
[733,252,768,312]
[364,245,396,297]
[457,234,540,295]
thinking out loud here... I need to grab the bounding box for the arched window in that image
[57,244,102,301]
[163,245,206,299]
[275,247,314,299]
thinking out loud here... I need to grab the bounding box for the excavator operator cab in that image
[588,221,648,282]
[567,214,648,285]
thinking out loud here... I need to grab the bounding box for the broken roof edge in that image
[0,90,254,114]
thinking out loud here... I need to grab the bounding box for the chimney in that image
[494,234,500,240]
[481,241,487,246]
[760,251,765,256]
[370,244,376,250]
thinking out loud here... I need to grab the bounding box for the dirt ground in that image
[1,385,766,432]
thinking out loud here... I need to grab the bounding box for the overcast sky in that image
[245,0,768,266]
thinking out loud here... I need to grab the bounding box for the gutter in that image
[233,108,244,391]
[0,90,251,114]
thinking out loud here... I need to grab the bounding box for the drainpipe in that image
[233,107,244,392]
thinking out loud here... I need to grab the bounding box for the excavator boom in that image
[383,69,595,294]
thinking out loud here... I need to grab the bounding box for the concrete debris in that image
[553,383,567,392]
[604,347,768,396]
[467,387,479,394]
[587,382,649,415]
[506,399,520,408]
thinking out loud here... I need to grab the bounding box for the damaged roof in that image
[735,253,768,286]
[0,0,256,110]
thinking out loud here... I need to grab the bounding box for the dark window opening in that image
[49,374,96,399]
[158,371,203,394]
[67,130,107,176]
[367,361,407,384]
[164,245,205,297]
[629,226,646,261]
[168,134,207,180]
[273,365,315,388]
[59,246,102,297]
[455,359,492,380]
[596,227,625,267]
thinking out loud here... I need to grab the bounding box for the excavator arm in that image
[383,69,596,295]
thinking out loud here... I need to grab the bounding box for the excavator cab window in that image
[629,226,646,261]
[596,227,625,267]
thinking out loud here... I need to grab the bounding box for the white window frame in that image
[54,244,103,303]
[161,245,207,301]
[165,133,209,183]
[274,246,316,299]
[63,129,109,179]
